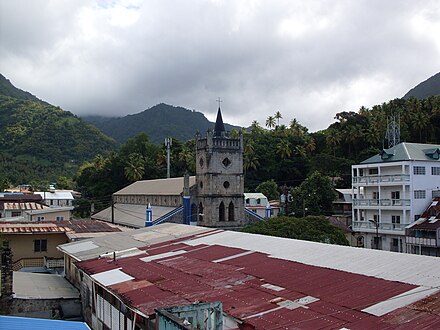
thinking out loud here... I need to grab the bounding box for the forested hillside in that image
[83,103,239,144]
[0,77,116,186]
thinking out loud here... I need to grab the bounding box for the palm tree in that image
[411,110,430,142]
[244,153,260,172]
[94,154,106,169]
[274,111,282,127]
[266,116,276,129]
[289,118,305,137]
[303,136,316,154]
[325,129,341,157]
[276,140,292,159]
[124,153,145,182]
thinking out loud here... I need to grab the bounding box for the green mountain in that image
[403,72,440,99]
[83,103,240,144]
[0,74,116,185]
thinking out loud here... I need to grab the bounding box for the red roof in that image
[76,238,440,329]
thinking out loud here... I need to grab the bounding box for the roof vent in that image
[424,148,440,160]
[380,149,394,160]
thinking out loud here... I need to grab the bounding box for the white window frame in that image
[413,166,426,175]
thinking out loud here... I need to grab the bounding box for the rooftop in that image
[0,316,90,330]
[67,224,440,329]
[92,203,177,228]
[13,272,79,299]
[361,142,440,164]
[0,220,124,238]
[114,176,196,196]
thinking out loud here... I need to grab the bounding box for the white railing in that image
[353,174,410,184]
[353,199,410,207]
[405,236,438,247]
[352,221,405,232]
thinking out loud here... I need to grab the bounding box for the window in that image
[228,201,235,222]
[37,216,45,221]
[219,202,225,222]
[391,191,400,205]
[372,191,379,200]
[369,168,378,175]
[392,215,400,229]
[432,167,440,175]
[414,215,420,221]
[433,190,440,198]
[34,239,47,252]
[56,216,64,220]
[373,214,380,223]
[413,166,426,175]
[414,190,426,199]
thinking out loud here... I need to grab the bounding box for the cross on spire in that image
[216,97,223,108]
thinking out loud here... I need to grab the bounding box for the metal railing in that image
[153,206,183,226]
[405,236,438,247]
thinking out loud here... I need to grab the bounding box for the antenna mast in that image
[385,112,400,148]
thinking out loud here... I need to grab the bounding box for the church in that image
[92,106,260,229]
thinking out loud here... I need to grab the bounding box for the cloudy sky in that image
[1,0,439,131]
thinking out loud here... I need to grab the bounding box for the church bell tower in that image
[195,106,245,228]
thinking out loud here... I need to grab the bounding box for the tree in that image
[256,179,279,201]
[276,140,292,159]
[124,153,145,182]
[289,171,336,216]
[274,111,282,127]
[265,116,276,129]
[242,216,349,245]
[325,129,341,156]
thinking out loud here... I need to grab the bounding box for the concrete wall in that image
[5,233,68,263]
[28,210,71,221]
[0,297,81,319]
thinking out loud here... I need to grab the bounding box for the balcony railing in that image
[353,174,410,185]
[405,236,438,247]
[353,199,411,207]
[352,221,405,232]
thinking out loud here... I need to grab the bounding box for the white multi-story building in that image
[352,142,440,252]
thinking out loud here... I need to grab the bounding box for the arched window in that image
[228,201,235,222]
[198,203,204,222]
[191,203,197,223]
[219,202,225,222]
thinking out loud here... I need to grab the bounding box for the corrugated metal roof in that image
[0,220,122,235]
[76,237,440,329]
[0,316,90,330]
[3,202,46,211]
[114,176,196,196]
[35,191,74,200]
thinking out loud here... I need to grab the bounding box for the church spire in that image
[214,106,226,137]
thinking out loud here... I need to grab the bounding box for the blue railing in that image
[245,208,265,221]
[153,206,183,226]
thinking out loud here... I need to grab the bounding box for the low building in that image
[244,192,273,218]
[59,223,440,329]
[0,220,125,271]
[34,189,75,208]
[406,197,440,256]
[0,193,43,219]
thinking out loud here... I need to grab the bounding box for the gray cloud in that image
[1,0,439,131]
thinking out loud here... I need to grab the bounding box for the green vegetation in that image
[0,94,116,185]
[83,103,239,144]
[242,216,349,246]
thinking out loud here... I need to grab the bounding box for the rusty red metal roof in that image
[76,240,438,329]
[0,220,122,235]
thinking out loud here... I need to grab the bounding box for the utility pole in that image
[165,137,172,178]
[111,195,115,224]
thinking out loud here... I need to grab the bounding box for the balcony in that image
[406,236,438,247]
[353,174,410,185]
[353,199,411,207]
[352,221,405,232]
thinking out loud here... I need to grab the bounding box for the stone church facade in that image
[195,107,246,229]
